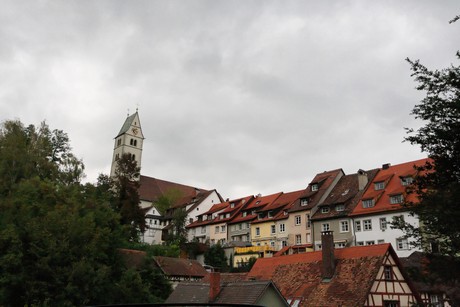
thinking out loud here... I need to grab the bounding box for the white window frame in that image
[355,220,362,232]
[362,199,375,208]
[295,215,301,225]
[321,223,330,231]
[279,223,286,233]
[380,217,387,230]
[311,184,318,191]
[363,219,372,231]
[321,206,330,213]
[396,238,409,250]
[374,181,385,190]
[335,204,345,211]
[295,234,302,245]
[340,220,349,233]
[390,194,404,204]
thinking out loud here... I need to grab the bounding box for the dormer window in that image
[258,213,264,219]
[374,181,385,190]
[311,184,319,192]
[401,176,414,186]
[230,202,235,208]
[300,199,308,206]
[390,194,404,204]
[242,211,247,217]
[268,211,273,218]
[362,199,375,208]
[321,206,330,213]
[335,204,345,211]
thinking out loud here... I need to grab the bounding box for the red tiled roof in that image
[311,169,379,221]
[290,169,344,212]
[229,192,282,224]
[154,256,207,278]
[248,244,395,306]
[350,158,429,216]
[138,175,204,203]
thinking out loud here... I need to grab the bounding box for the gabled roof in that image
[350,158,429,216]
[229,192,283,224]
[187,196,253,228]
[166,280,288,306]
[247,244,413,306]
[289,169,343,212]
[154,256,208,278]
[311,169,379,221]
[138,175,204,203]
[252,190,304,224]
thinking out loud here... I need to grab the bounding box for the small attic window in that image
[374,181,385,190]
[401,176,414,186]
[300,199,308,206]
[242,211,247,217]
[230,202,235,208]
[268,211,273,218]
[311,184,319,191]
[362,199,375,208]
[390,194,404,204]
[321,206,330,213]
[335,204,345,211]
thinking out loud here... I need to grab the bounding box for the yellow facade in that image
[233,246,276,267]
[250,220,277,247]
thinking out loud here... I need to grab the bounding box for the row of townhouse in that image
[112,112,425,257]
[186,158,429,258]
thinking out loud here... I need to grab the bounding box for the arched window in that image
[130,139,134,146]
[134,139,137,146]
[132,154,136,160]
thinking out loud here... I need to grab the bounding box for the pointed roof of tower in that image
[115,112,140,138]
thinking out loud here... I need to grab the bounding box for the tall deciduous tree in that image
[0,120,170,305]
[112,153,146,241]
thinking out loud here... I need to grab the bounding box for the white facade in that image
[352,211,421,257]
[142,206,164,244]
[110,112,144,177]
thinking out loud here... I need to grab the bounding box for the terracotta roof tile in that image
[351,158,429,216]
[248,244,392,306]
[138,175,204,203]
[154,256,207,278]
[290,169,344,212]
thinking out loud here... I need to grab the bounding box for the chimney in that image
[357,169,368,191]
[209,271,221,302]
[321,231,336,280]
[382,163,391,170]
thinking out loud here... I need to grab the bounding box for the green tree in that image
[400,18,460,305]
[204,244,228,271]
[402,51,460,256]
[0,120,170,306]
[111,153,146,241]
[153,188,182,216]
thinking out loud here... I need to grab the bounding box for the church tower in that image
[110,111,145,178]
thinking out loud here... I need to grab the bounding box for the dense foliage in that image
[111,154,146,241]
[0,120,171,306]
[402,52,460,256]
[204,244,228,271]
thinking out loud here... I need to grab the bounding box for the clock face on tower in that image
[132,128,138,135]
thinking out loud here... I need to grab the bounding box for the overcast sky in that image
[1,1,458,199]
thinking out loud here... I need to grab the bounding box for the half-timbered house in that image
[248,231,422,307]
